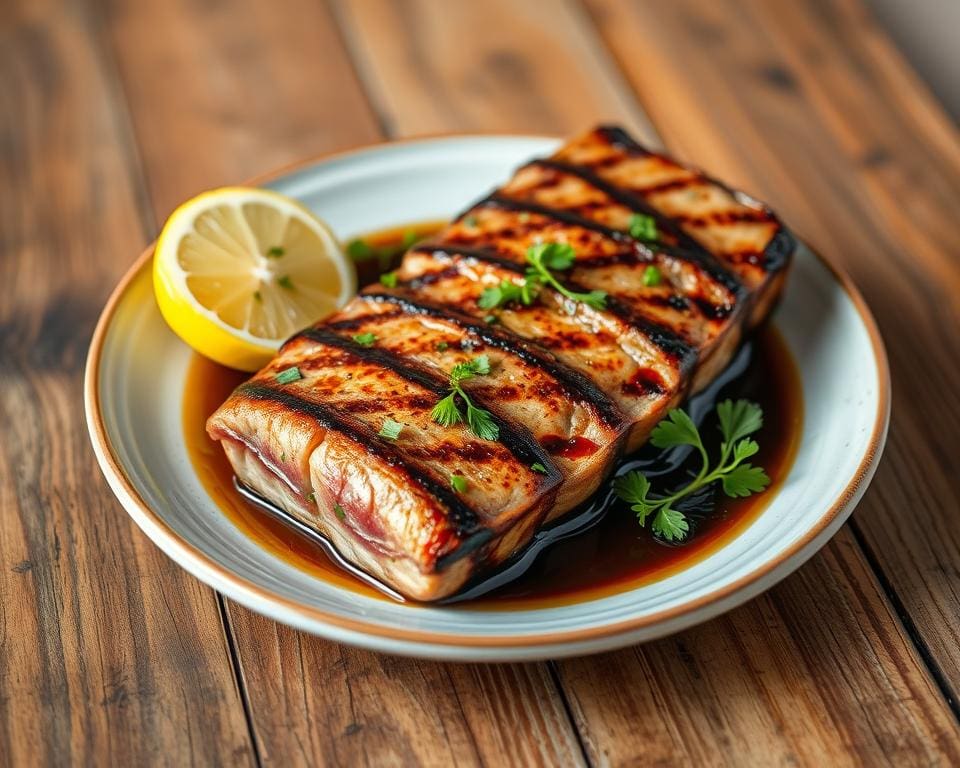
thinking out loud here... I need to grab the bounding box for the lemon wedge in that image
[153,187,355,371]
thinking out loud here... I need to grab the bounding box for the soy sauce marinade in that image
[183,223,802,608]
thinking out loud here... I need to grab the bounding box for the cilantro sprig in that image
[430,355,499,441]
[478,243,606,313]
[614,399,770,542]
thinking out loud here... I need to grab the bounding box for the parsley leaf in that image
[430,356,499,440]
[333,503,346,521]
[721,464,770,497]
[379,271,398,288]
[614,399,770,542]
[476,243,606,311]
[525,243,607,310]
[275,366,302,384]
[642,265,662,287]
[652,507,689,541]
[379,418,403,440]
[266,246,285,258]
[347,239,373,260]
[450,474,468,493]
[650,408,702,450]
[531,462,548,474]
[276,274,294,289]
[629,213,658,242]
[352,332,377,347]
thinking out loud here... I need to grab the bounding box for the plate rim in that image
[84,133,891,650]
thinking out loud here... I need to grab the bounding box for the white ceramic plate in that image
[85,136,889,661]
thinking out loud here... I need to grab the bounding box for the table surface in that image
[3,0,960,764]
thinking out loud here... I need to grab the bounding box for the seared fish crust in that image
[208,126,795,600]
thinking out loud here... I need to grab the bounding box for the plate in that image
[85,136,890,661]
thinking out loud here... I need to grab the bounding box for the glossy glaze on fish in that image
[207,126,795,600]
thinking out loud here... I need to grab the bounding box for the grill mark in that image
[596,125,654,156]
[477,190,746,300]
[409,241,695,367]
[237,382,483,539]
[357,292,627,430]
[591,126,796,272]
[633,176,702,196]
[292,326,560,481]
[678,209,775,226]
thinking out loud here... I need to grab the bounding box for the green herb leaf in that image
[717,399,763,446]
[431,392,463,427]
[266,246,285,258]
[629,213,658,242]
[275,366,302,384]
[401,229,418,248]
[435,341,449,352]
[613,399,770,543]
[276,274,294,289]
[465,402,499,441]
[531,462,548,474]
[652,507,689,541]
[650,408,702,450]
[378,418,403,440]
[352,332,377,347]
[525,243,607,310]
[379,271,398,288]
[642,265,662,287]
[721,464,770,497]
[347,239,373,260]
[431,356,498,440]
[333,503,346,520]
[306,491,316,504]
[484,314,498,324]
[463,215,478,228]
[450,474,468,493]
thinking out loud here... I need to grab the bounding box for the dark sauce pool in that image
[183,222,803,609]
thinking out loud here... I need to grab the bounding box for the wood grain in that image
[586,0,960,707]
[0,0,255,764]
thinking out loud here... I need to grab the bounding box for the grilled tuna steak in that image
[208,125,795,600]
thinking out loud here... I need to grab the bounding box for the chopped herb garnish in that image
[306,491,315,504]
[430,355,499,441]
[463,215,478,228]
[347,239,373,260]
[275,366,302,384]
[531,462,548,474]
[353,332,377,347]
[379,418,403,440]
[333,503,346,520]
[280,452,286,462]
[435,341,449,352]
[614,399,770,542]
[525,243,607,310]
[266,246,285,258]
[629,213,659,242]
[379,271,398,288]
[253,290,262,302]
[401,229,418,248]
[450,474,468,493]
[477,243,606,312]
[642,265,662,287]
[276,274,294,289]
[484,314,497,324]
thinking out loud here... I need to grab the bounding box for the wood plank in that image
[337,0,960,761]
[586,0,960,706]
[331,0,659,143]
[0,0,255,764]
[226,605,585,766]
[100,0,585,763]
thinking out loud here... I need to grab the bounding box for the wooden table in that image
[3,0,959,764]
